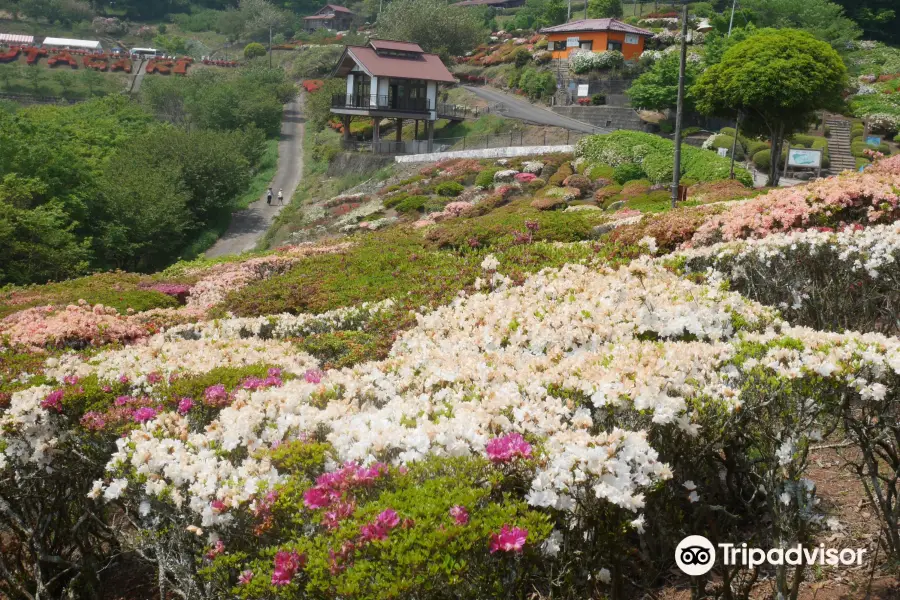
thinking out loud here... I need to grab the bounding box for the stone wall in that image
[550,106,648,132]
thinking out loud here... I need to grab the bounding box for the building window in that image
[607,41,623,52]
[547,40,555,51]
[579,40,593,51]
[624,34,640,45]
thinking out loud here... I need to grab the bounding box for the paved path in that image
[205,94,305,258]
[463,85,612,134]
[128,58,147,94]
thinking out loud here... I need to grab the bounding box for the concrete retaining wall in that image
[394,145,575,164]
[551,106,647,132]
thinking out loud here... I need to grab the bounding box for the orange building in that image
[540,18,653,61]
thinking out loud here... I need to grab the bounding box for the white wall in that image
[377,77,389,107]
[394,145,576,164]
[427,81,437,121]
[345,73,354,98]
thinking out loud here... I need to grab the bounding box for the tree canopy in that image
[627,54,701,112]
[739,0,861,49]
[586,0,622,19]
[376,0,487,59]
[693,28,848,185]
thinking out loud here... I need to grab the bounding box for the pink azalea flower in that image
[132,407,158,423]
[485,432,533,463]
[268,367,282,378]
[304,369,324,384]
[101,385,113,393]
[376,508,400,529]
[271,550,306,586]
[238,570,253,585]
[80,411,106,431]
[211,500,226,513]
[114,395,131,407]
[303,487,330,510]
[203,384,229,407]
[40,389,64,413]
[118,375,130,384]
[205,540,224,560]
[489,525,528,553]
[177,397,193,415]
[63,375,79,385]
[147,372,163,384]
[450,505,469,526]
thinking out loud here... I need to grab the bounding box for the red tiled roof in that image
[335,45,456,83]
[324,4,353,13]
[369,39,424,52]
[304,13,338,19]
[539,18,653,36]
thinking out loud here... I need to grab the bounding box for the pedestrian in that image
[266,187,273,205]
[278,189,284,204]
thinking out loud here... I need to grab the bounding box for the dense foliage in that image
[375,0,488,59]
[0,67,293,285]
[693,29,847,185]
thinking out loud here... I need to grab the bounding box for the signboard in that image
[717,147,728,157]
[566,37,579,48]
[624,34,640,45]
[787,148,822,168]
[577,84,589,97]
[866,135,882,146]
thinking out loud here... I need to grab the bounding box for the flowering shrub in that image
[569,50,625,74]
[0,303,148,351]
[688,156,900,247]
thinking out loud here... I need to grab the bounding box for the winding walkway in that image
[463,85,611,134]
[205,94,305,258]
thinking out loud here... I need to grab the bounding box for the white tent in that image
[0,33,34,44]
[42,37,102,50]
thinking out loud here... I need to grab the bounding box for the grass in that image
[180,138,279,260]
[0,272,180,319]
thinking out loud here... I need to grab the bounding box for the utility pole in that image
[567,0,572,21]
[728,0,737,36]
[730,110,742,179]
[269,25,273,68]
[670,1,689,208]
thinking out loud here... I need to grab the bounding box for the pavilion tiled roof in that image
[334,44,456,83]
[539,18,653,36]
[369,39,424,53]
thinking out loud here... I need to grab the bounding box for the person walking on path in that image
[266,187,273,205]
[278,189,284,205]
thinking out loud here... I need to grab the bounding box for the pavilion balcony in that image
[331,94,431,114]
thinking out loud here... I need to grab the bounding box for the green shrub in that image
[789,134,816,148]
[548,163,574,186]
[824,125,831,137]
[894,133,900,144]
[475,168,500,188]
[244,42,267,59]
[681,126,701,139]
[856,157,870,169]
[851,122,865,136]
[394,195,429,213]
[620,179,652,198]
[586,163,615,179]
[562,175,591,193]
[434,181,465,197]
[752,148,789,172]
[682,146,753,187]
[590,93,606,106]
[746,140,770,157]
[711,135,746,160]
[659,120,674,134]
[641,152,675,184]
[613,163,646,184]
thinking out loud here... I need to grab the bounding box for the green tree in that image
[305,78,346,130]
[0,174,91,285]
[25,66,42,94]
[693,29,848,186]
[587,0,623,19]
[740,0,861,49]
[0,64,15,91]
[541,0,567,26]
[832,0,898,44]
[244,41,267,59]
[80,67,101,97]
[53,70,77,99]
[376,0,487,59]
[627,53,701,111]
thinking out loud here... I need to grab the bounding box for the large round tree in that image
[692,29,847,185]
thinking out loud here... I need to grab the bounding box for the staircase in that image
[553,58,570,85]
[824,117,857,173]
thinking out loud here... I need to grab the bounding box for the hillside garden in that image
[2,122,900,597]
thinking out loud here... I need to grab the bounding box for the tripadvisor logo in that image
[675,536,867,576]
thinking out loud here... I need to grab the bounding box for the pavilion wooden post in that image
[373,118,381,152]
[414,120,419,141]
[395,118,403,142]
[341,115,351,141]
[427,120,434,153]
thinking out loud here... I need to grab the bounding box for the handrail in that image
[331,94,431,113]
